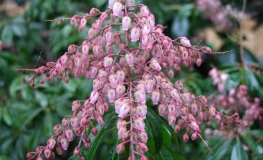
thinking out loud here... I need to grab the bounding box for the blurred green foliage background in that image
[0,0,263,160]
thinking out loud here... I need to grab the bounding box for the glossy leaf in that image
[231,137,248,160]
[241,134,263,159]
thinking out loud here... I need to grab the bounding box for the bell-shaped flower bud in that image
[53,124,62,135]
[150,59,161,71]
[103,56,113,68]
[78,17,87,32]
[140,5,150,16]
[88,28,97,39]
[107,89,116,103]
[151,90,160,105]
[112,2,123,17]
[109,74,118,88]
[145,79,154,93]
[168,115,176,126]
[130,27,141,42]
[170,88,180,100]
[191,132,198,140]
[174,80,183,90]
[189,121,201,133]
[138,131,148,143]
[122,16,131,31]
[90,90,99,104]
[180,37,191,47]
[134,90,146,104]
[183,133,189,142]
[65,129,74,141]
[119,103,130,118]
[125,52,134,67]
[47,138,56,150]
[116,83,126,97]
[142,25,151,36]
[116,143,125,154]
[196,58,203,67]
[116,70,125,83]
[106,31,114,45]
[61,138,69,150]
[133,117,145,131]
[44,148,51,158]
[136,104,147,119]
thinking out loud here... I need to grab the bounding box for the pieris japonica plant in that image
[25,0,245,159]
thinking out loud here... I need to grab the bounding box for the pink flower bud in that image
[122,16,131,31]
[109,74,118,88]
[191,132,198,140]
[90,90,99,104]
[90,66,98,78]
[209,106,216,117]
[44,148,51,158]
[118,127,127,139]
[107,89,116,103]
[134,90,146,104]
[82,44,90,55]
[116,70,125,83]
[174,80,183,90]
[198,95,207,104]
[125,0,134,10]
[65,129,74,141]
[70,15,77,25]
[138,131,148,143]
[134,117,145,131]
[119,103,130,118]
[78,17,87,32]
[170,88,180,100]
[145,79,154,93]
[96,115,104,126]
[196,58,203,67]
[117,119,127,129]
[189,121,201,133]
[106,31,114,45]
[116,83,126,97]
[56,145,63,155]
[88,28,97,39]
[183,133,189,142]
[125,52,134,67]
[116,143,125,154]
[53,124,62,135]
[108,0,116,9]
[61,138,69,150]
[181,92,192,105]
[150,59,161,71]
[180,37,191,47]
[136,104,147,119]
[140,5,150,16]
[203,46,212,54]
[72,100,81,112]
[168,115,176,126]
[142,25,151,35]
[47,138,56,150]
[158,104,166,116]
[151,90,160,105]
[103,56,113,68]
[190,103,198,115]
[168,103,176,115]
[130,27,141,42]
[112,2,123,17]
[138,142,148,152]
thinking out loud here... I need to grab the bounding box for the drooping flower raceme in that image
[26,1,243,160]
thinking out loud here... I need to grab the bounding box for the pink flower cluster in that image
[196,0,232,30]
[26,1,240,159]
[209,67,229,93]
[208,67,262,138]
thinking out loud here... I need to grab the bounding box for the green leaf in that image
[1,26,13,44]
[148,108,179,149]
[82,109,116,159]
[20,107,42,127]
[161,125,171,147]
[106,145,119,160]
[213,139,233,160]
[145,110,163,154]
[2,108,13,126]
[241,134,263,159]
[157,145,175,160]
[248,130,263,137]
[243,66,260,96]
[225,72,241,92]
[231,137,248,160]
